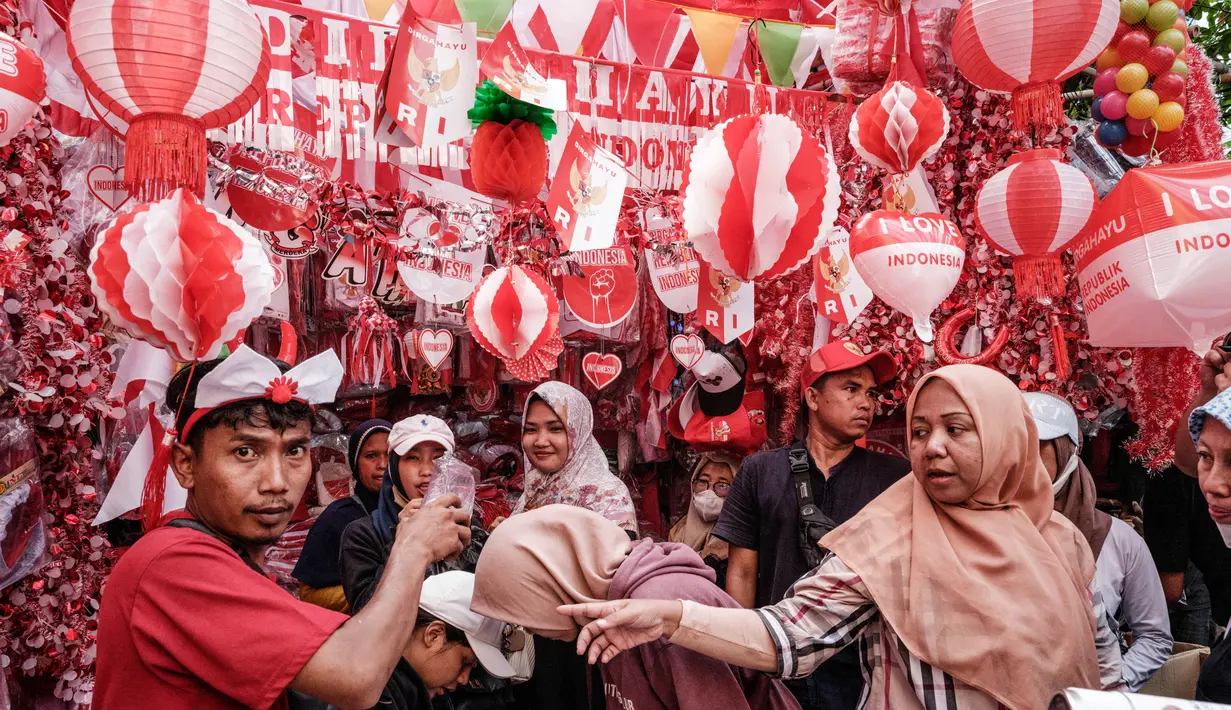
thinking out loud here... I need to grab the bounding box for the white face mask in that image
[1218,523,1231,548]
[693,490,725,522]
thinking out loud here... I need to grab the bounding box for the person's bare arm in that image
[1160,571,1185,606]
[725,546,758,609]
[1175,351,1230,477]
[290,497,471,710]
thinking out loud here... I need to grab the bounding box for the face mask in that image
[693,490,725,522]
[1051,452,1079,495]
[1218,523,1231,549]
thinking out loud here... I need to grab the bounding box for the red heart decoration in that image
[417,329,455,370]
[669,334,704,370]
[87,165,130,212]
[582,351,623,390]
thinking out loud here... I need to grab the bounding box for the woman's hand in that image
[557,600,683,664]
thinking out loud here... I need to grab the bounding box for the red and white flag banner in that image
[547,122,628,251]
[696,259,754,344]
[374,13,478,149]
[480,21,567,110]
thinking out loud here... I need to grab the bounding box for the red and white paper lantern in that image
[849,80,948,175]
[683,113,840,283]
[952,0,1118,129]
[0,34,45,148]
[1073,161,1231,351]
[850,210,965,342]
[466,264,563,380]
[67,0,271,200]
[975,149,1098,300]
[88,189,275,362]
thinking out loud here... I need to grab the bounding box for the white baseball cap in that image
[419,571,517,679]
[1023,392,1080,444]
[389,415,455,456]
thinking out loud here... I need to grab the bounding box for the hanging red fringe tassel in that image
[139,406,175,532]
[1048,313,1071,381]
[125,114,208,202]
[1012,254,1067,300]
[1011,82,1064,132]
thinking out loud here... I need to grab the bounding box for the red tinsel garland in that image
[0,12,115,702]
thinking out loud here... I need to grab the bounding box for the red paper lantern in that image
[975,149,1098,300]
[470,120,548,204]
[88,189,275,362]
[67,0,271,200]
[952,0,1119,129]
[0,34,45,148]
[849,79,948,175]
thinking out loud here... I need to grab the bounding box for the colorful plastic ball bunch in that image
[1092,0,1191,156]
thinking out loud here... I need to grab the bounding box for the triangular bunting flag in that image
[455,0,513,34]
[755,20,803,87]
[365,0,397,21]
[615,0,682,68]
[683,8,741,78]
[792,27,823,88]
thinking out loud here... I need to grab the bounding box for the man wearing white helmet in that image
[1025,392,1172,691]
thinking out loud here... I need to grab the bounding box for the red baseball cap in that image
[800,340,897,399]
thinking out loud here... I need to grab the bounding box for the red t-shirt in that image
[94,515,347,709]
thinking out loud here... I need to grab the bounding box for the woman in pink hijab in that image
[559,365,1125,710]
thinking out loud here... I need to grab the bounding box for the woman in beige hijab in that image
[471,504,799,710]
[668,453,741,589]
[561,365,1124,710]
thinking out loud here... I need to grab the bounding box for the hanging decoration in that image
[342,297,400,389]
[670,333,705,370]
[66,0,271,199]
[581,351,622,390]
[547,122,628,252]
[466,264,564,380]
[812,226,872,325]
[1090,0,1192,155]
[850,210,965,342]
[974,149,1099,300]
[683,113,840,283]
[396,246,488,305]
[696,260,755,344]
[951,0,1119,129]
[467,80,556,204]
[415,329,455,371]
[934,307,1010,366]
[0,33,44,148]
[1074,160,1231,352]
[560,246,638,328]
[223,147,325,231]
[479,22,567,110]
[848,75,949,176]
[87,189,275,362]
[646,244,700,314]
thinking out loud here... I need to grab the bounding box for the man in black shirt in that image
[712,339,910,710]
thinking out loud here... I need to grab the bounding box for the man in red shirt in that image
[94,346,472,710]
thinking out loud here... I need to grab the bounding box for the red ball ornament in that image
[1152,72,1186,102]
[1118,31,1153,63]
[469,120,548,204]
[1144,44,1178,76]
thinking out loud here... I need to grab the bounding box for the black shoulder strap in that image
[165,518,267,577]
[789,447,827,526]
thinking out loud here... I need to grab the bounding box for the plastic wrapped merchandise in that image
[1068,123,1127,198]
[1051,689,1230,710]
[0,418,47,591]
[421,454,478,518]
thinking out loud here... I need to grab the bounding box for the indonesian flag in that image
[375,13,477,150]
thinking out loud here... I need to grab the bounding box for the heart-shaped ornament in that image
[582,352,623,390]
[670,334,705,370]
[87,165,130,212]
[417,329,455,370]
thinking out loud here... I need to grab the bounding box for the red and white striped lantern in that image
[951,0,1118,130]
[0,34,45,148]
[849,79,948,175]
[683,113,840,283]
[466,265,563,381]
[975,149,1099,300]
[67,0,271,200]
